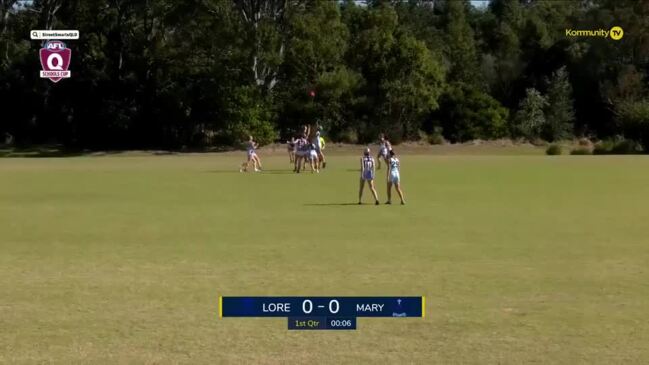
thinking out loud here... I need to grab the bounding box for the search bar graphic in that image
[30,30,79,40]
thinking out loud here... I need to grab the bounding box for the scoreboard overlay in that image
[219,296,425,330]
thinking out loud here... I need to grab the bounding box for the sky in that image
[471,0,490,9]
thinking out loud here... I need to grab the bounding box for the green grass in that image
[1,152,649,364]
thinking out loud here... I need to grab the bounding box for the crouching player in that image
[358,147,380,205]
[386,150,405,205]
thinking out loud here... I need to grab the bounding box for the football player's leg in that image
[254,154,262,170]
[243,153,253,172]
[386,181,392,204]
[369,180,380,204]
[395,181,405,204]
[318,151,326,169]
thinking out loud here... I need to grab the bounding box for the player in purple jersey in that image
[358,147,380,205]
[294,134,309,173]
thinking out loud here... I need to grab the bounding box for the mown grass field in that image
[1,149,649,364]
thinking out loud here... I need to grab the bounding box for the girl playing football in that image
[377,133,392,170]
[240,135,262,172]
[359,147,380,205]
[385,150,405,205]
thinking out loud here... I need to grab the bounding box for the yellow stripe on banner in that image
[422,296,426,318]
[219,296,223,318]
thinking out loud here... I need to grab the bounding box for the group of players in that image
[240,129,405,205]
[287,124,327,173]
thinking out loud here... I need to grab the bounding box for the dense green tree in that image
[617,99,649,149]
[1,0,649,151]
[433,83,509,142]
[485,0,524,106]
[543,66,575,141]
[392,0,444,55]
[278,0,353,135]
[514,88,548,140]
[443,0,479,85]
[345,4,444,142]
[381,32,444,141]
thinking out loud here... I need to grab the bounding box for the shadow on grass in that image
[0,146,142,158]
[304,202,360,206]
[0,145,239,158]
[261,169,295,174]
[0,147,88,158]
[207,169,296,174]
[206,170,242,174]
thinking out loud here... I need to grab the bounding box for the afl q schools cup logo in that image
[39,40,71,83]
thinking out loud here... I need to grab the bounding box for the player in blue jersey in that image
[376,133,392,170]
[385,150,405,205]
[358,148,380,205]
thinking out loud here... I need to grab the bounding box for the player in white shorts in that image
[308,144,319,173]
[313,126,327,170]
[358,147,380,205]
[385,150,405,205]
[377,133,392,170]
[240,135,262,172]
[294,134,309,173]
[287,137,296,164]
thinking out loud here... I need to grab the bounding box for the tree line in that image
[1,0,648,150]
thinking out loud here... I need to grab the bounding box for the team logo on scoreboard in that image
[39,40,71,83]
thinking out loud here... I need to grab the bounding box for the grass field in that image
[1,149,649,364]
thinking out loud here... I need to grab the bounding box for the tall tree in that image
[514,87,548,140]
[487,0,524,105]
[233,0,289,92]
[33,0,64,29]
[0,0,18,65]
[543,66,575,140]
[444,0,479,85]
[279,0,354,133]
